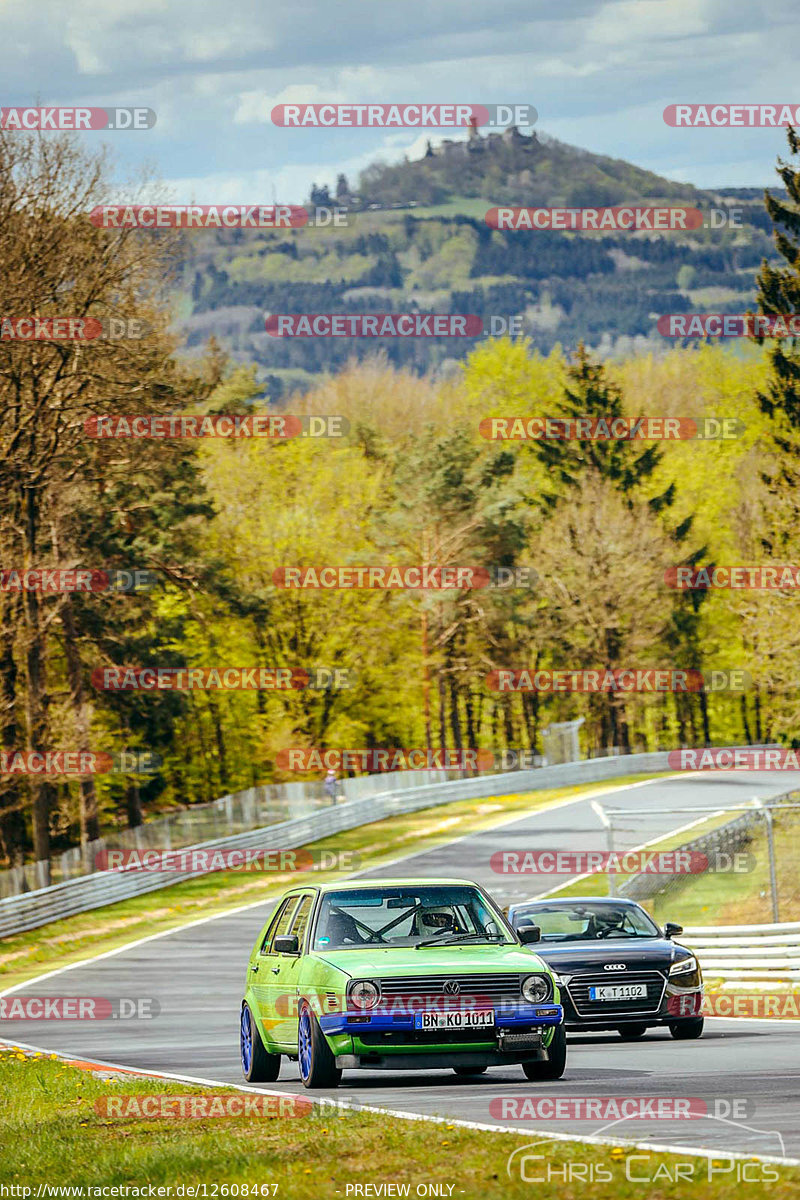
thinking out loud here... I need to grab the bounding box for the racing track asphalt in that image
[4,770,800,1161]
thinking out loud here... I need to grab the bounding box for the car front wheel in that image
[240,1003,281,1082]
[298,1001,342,1089]
[669,1017,704,1040]
[521,1024,567,1081]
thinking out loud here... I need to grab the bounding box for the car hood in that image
[532,938,690,974]
[312,944,551,978]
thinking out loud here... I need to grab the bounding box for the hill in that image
[175,129,780,395]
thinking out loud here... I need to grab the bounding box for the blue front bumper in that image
[320,1003,563,1036]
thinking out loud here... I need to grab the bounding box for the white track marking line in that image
[1,1035,797,1167]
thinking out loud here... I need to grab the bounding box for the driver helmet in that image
[417,905,457,935]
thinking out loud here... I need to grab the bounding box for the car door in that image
[250,895,301,1045]
[267,891,316,1049]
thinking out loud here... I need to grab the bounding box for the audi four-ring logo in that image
[443,980,460,994]
[604,963,627,970]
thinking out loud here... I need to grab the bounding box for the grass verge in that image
[0,773,667,991]
[1,1051,797,1198]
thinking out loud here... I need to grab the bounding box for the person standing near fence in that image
[324,768,339,804]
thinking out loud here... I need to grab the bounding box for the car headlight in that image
[521,974,552,1003]
[348,980,380,1010]
[669,956,698,977]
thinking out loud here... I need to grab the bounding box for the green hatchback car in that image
[240,878,565,1088]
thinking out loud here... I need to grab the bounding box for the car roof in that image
[292,878,482,894]
[511,896,642,908]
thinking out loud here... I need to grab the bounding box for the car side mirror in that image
[273,934,299,955]
[517,923,541,945]
[663,922,683,940]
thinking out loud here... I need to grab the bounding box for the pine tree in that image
[756,125,800,430]
[534,344,669,508]
[755,124,800,560]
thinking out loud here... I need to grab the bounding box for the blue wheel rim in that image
[298,1009,312,1079]
[240,1006,253,1075]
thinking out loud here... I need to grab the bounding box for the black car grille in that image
[376,974,530,1003]
[357,1029,497,1046]
[567,971,666,1017]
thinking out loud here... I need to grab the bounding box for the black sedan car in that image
[507,896,703,1040]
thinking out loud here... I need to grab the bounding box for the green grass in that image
[0,774,669,992]
[1,1051,797,1197]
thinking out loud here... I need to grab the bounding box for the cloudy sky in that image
[2,0,797,202]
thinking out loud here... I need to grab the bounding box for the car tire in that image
[298,1001,342,1089]
[453,1066,488,1077]
[240,1003,281,1083]
[617,1023,648,1040]
[521,1024,567,1081]
[669,1017,704,1040]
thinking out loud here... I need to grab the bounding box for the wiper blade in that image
[413,933,506,949]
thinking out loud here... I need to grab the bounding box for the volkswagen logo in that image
[604,963,627,971]
[443,980,460,995]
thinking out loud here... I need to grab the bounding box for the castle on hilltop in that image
[425,122,541,161]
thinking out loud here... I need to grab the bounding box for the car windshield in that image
[312,885,514,950]
[515,902,660,941]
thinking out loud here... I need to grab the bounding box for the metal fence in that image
[681,921,800,986]
[0,749,678,937]
[600,787,800,925]
[0,768,452,899]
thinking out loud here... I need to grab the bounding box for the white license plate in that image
[589,984,647,1001]
[413,1009,495,1030]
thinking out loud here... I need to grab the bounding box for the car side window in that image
[260,897,298,954]
[289,894,314,951]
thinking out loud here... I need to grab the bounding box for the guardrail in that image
[0,749,676,938]
[682,921,800,986]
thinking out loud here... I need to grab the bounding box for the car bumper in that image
[319,1003,563,1037]
[560,986,703,1029]
[320,1004,563,1067]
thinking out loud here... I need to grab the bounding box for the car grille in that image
[357,1029,496,1046]
[376,973,530,1003]
[567,971,666,1017]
